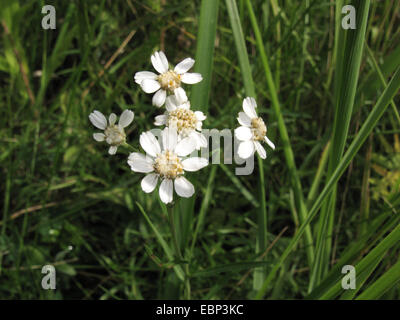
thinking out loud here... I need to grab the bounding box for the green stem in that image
[167,205,191,299]
[123,142,139,152]
[254,155,267,289]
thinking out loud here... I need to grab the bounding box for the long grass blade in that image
[191,0,219,112]
[311,0,371,291]
[256,66,400,299]
[356,258,400,300]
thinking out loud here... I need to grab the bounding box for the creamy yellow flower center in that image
[104,125,126,146]
[168,108,197,134]
[251,117,267,141]
[157,70,181,91]
[153,150,184,179]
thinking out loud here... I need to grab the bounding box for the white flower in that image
[154,88,207,150]
[234,97,275,159]
[134,51,203,107]
[89,109,134,155]
[128,127,208,204]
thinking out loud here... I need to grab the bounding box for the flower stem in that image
[167,205,191,299]
[122,142,139,152]
[254,154,267,290]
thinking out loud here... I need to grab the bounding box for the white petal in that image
[109,113,117,125]
[237,111,251,126]
[235,126,252,141]
[175,137,197,157]
[194,111,206,121]
[141,173,158,193]
[127,152,154,173]
[265,136,276,150]
[243,97,258,118]
[151,51,168,74]
[159,179,173,204]
[198,133,207,148]
[181,73,202,84]
[93,133,105,142]
[195,121,202,131]
[174,58,195,74]
[139,131,161,157]
[108,146,118,155]
[165,95,178,111]
[134,71,157,84]
[154,114,168,126]
[89,110,107,130]
[189,131,207,149]
[141,79,161,93]
[173,87,188,105]
[237,140,255,159]
[162,127,178,151]
[158,51,169,71]
[182,157,208,172]
[254,141,266,159]
[152,89,166,107]
[174,176,195,198]
[180,102,191,109]
[118,110,134,128]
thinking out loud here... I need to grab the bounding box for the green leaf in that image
[191,0,219,112]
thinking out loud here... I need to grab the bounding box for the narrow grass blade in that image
[220,163,259,208]
[191,0,219,112]
[320,223,400,300]
[192,261,271,278]
[225,0,256,97]
[356,258,400,300]
[365,44,400,127]
[312,0,371,290]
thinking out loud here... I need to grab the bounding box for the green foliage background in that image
[0,0,399,299]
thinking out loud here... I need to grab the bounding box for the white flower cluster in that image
[88,51,275,204]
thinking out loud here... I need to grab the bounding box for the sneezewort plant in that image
[89,43,278,298]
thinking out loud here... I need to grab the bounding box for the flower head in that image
[128,127,208,204]
[134,51,203,107]
[235,97,275,159]
[89,109,134,155]
[154,88,207,150]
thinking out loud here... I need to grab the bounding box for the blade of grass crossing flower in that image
[225,0,256,97]
[245,0,315,268]
[191,0,219,112]
[225,0,264,290]
[311,0,371,291]
[256,66,400,299]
